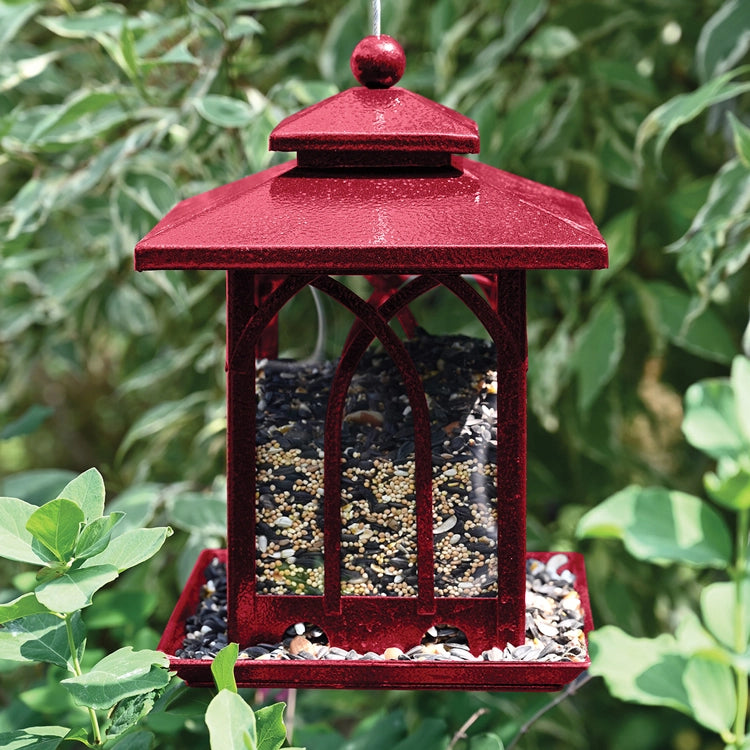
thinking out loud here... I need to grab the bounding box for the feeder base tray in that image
[158,549,592,691]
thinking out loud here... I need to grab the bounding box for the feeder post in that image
[226,270,257,642]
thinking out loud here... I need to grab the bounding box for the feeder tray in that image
[137,35,607,691]
[158,549,593,691]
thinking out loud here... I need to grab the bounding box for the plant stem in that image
[734,508,750,748]
[446,708,489,750]
[506,671,593,750]
[286,688,297,744]
[65,613,102,746]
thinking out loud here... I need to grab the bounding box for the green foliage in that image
[62,648,171,711]
[205,645,299,750]
[579,357,750,746]
[205,690,258,750]
[0,0,748,747]
[0,469,172,747]
[210,642,239,694]
[577,485,732,568]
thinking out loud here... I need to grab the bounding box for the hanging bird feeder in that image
[136,34,605,691]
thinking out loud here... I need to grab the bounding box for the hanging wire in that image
[372,0,381,36]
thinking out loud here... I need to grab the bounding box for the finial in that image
[350,35,406,89]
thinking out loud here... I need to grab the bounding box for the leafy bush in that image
[579,356,750,748]
[0,468,172,747]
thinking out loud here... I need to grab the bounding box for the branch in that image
[505,671,593,750]
[447,708,489,750]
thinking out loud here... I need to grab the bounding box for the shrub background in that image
[1,0,748,748]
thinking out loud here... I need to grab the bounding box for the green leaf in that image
[22,610,85,671]
[682,656,736,734]
[528,320,573,430]
[572,294,625,412]
[499,0,548,60]
[108,690,163,738]
[56,468,105,523]
[700,580,750,650]
[732,355,750,443]
[120,169,178,223]
[641,281,736,364]
[194,95,258,128]
[0,593,50,625]
[205,690,257,750]
[729,112,750,168]
[696,0,750,82]
[0,726,68,750]
[347,711,407,749]
[26,498,84,562]
[61,647,170,710]
[391,719,449,750]
[524,25,579,61]
[593,629,737,734]
[636,66,750,167]
[674,611,725,660]
[106,483,161,534]
[0,613,82,668]
[1,470,77,507]
[26,89,122,146]
[255,703,290,750]
[119,22,140,83]
[35,565,119,613]
[225,15,265,41]
[217,0,306,8]
[158,39,202,64]
[0,2,43,48]
[671,159,750,293]
[577,485,732,568]
[704,457,750,510]
[497,82,557,162]
[106,285,157,337]
[0,497,46,564]
[0,405,53,440]
[589,626,691,712]
[683,378,748,459]
[597,121,639,189]
[80,526,172,573]
[74,512,125,560]
[592,210,635,294]
[168,491,227,536]
[469,735,504,750]
[38,4,126,39]
[117,392,210,459]
[35,561,69,583]
[211,643,239,693]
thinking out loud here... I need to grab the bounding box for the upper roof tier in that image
[270,87,480,168]
[135,36,607,273]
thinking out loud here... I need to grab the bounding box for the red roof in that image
[135,85,606,272]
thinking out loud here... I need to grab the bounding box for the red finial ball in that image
[350,35,406,89]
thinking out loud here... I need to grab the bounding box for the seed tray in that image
[158,548,593,691]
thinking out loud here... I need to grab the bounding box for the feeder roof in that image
[269,86,480,157]
[135,43,606,274]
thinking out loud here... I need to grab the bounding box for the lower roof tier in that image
[135,156,607,273]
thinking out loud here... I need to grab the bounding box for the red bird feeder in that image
[137,37,606,691]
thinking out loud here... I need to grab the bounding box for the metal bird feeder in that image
[137,36,606,691]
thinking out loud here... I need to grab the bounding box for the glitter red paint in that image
[136,37,607,690]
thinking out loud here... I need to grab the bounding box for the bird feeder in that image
[137,36,605,691]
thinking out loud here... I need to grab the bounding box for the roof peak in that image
[269,35,478,168]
